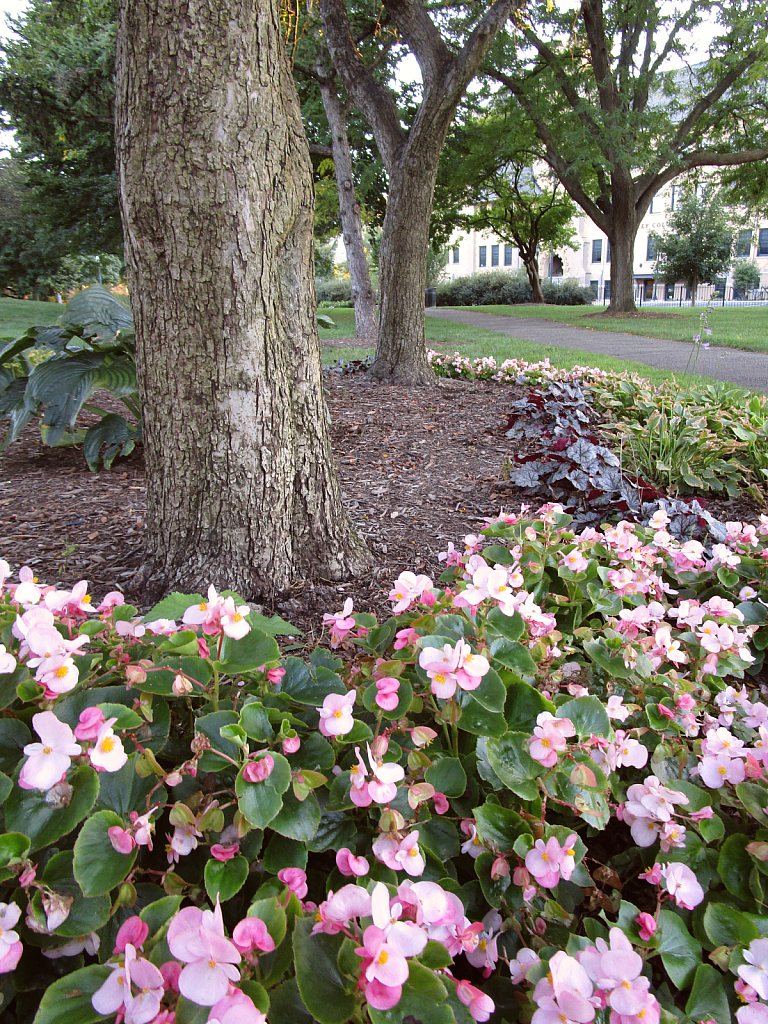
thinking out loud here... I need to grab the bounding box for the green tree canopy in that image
[650,186,734,303]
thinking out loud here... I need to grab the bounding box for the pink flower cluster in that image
[182,585,251,640]
[19,710,128,792]
[349,741,405,806]
[618,776,690,851]
[641,861,704,909]
[418,637,490,699]
[389,571,434,613]
[524,833,579,889]
[322,597,356,647]
[528,712,575,767]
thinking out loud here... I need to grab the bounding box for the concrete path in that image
[425,308,768,393]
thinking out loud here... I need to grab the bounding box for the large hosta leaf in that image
[84,413,140,471]
[0,376,34,447]
[61,284,134,343]
[25,351,137,446]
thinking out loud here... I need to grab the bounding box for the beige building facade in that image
[445,184,768,303]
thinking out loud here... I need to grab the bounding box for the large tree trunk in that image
[115,0,369,600]
[318,80,378,347]
[607,191,638,313]
[370,160,436,384]
[521,254,545,303]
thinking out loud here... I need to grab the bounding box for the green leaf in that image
[457,695,508,737]
[142,591,205,622]
[32,964,112,1024]
[83,413,138,472]
[475,849,510,908]
[95,755,166,817]
[263,834,308,873]
[280,656,346,705]
[368,962,452,1024]
[248,896,288,948]
[658,909,702,990]
[468,667,506,714]
[0,831,30,870]
[699,815,725,843]
[5,763,99,852]
[204,855,249,903]
[505,680,555,732]
[249,612,301,637]
[736,782,768,827]
[425,757,467,798]
[0,770,12,806]
[235,754,291,829]
[267,978,316,1024]
[0,718,31,773]
[96,702,143,729]
[583,638,632,679]
[195,710,239,771]
[719,834,755,901]
[486,731,544,800]
[486,606,524,640]
[418,818,460,860]
[240,703,275,742]
[217,627,280,674]
[420,940,453,970]
[557,695,611,740]
[74,810,137,896]
[490,637,537,674]
[270,789,321,842]
[140,895,182,938]
[292,917,357,1024]
[40,850,111,938]
[703,903,758,947]
[684,965,731,1024]
[473,804,530,854]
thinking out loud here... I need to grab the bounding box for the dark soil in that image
[3,371,765,640]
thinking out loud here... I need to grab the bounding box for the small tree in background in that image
[651,188,734,305]
[732,259,761,296]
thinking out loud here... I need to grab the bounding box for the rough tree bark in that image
[317,76,378,346]
[115,0,369,600]
[522,256,545,304]
[319,0,520,383]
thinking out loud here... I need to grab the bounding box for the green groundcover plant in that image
[3,488,768,1024]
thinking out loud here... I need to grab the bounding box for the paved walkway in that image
[425,308,768,393]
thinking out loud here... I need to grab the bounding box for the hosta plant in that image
[4,503,768,1023]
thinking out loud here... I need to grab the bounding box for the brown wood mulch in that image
[2,368,765,640]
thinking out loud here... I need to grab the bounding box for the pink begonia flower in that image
[640,863,662,886]
[393,832,425,876]
[373,834,401,872]
[132,808,157,849]
[232,917,275,956]
[375,676,400,711]
[322,597,356,647]
[219,596,251,640]
[394,627,420,650]
[182,585,228,635]
[167,903,241,1006]
[460,824,485,859]
[92,943,135,1016]
[561,548,589,573]
[636,913,657,941]
[529,713,573,767]
[525,837,563,889]
[19,711,81,791]
[532,950,595,1024]
[659,821,686,852]
[74,707,105,742]
[160,959,181,991]
[739,939,768,1000]
[559,835,579,882]
[456,980,495,1023]
[114,917,149,955]
[509,946,540,983]
[43,579,93,618]
[411,726,438,748]
[357,925,409,988]
[210,843,239,862]
[242,755,274,783]
[336,848,370,877]
[109,826,136,855]
[433,792,449,814]
[702,725,746,758]
[43,933,100,959]
[317,690,356,737]
[389,571,433,614]
[580,928,651,1017]
[605,695,631,720]
[14,566,41,605]
[90,717,129,773]
[0,645,15,674]
[123,954,165,1024]
[699,753,746,788]
[313,885,373,934]
[736,979,759,1003]
[97,590,125,613]
[282,735,300,754]
[614,731,649,770]
[625,777,688,823]
[168,821,202,863]
[278,868,308,900]
[0,903,22,973]
[466,909,501,974]
[349,746,372,807]
[661,862,704,909]
[370,882,427,957]
[738,1007,768,1024]
[365,743,405,804]
[419,642,461,699]
[208,990,267,1024]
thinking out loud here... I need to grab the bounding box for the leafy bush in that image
[732,260,761,294]
[436,273,593,306]
[0,285,141,470]
[316,277,353,304]
[5,498,768,1023]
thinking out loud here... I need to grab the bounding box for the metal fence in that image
[590,285,768,308]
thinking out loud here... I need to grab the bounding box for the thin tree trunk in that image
[318,80,377,347]
[115,0,369,600]
[690,276,698,306]
[371,161,437,383]
[522,257,545,303]
[607,200,638,313]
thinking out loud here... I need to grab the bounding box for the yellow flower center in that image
[542,852,549,862]
[434,674,445,684]
[315,911,322,922]
[377,950,389,965]
[718,766,728,775]
[541,738,551,749]
[350,765,358,775]
[43,746,53,755]
[564,847,574,857]
[55,665,69,678]
[208,959,217,969]
[409,847,419,857]
[82,595,91,603]
[333,710,344,718]
[199,602,207,611]
[622,981,632,990]
[479,939,487,951]
[101,736,116,754]
[233,613,242,622]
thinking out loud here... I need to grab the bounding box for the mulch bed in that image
[3,368,765,640]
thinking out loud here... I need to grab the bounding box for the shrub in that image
[540,278,595,305]
[436,272,593,306]
[4,496,768,1024]
[315,277,352,304]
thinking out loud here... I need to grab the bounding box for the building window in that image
[604,280,611,301]
[606,240,610,263]
[551,254,563,276]
[478,246,486,267]
[589,280,598,297]
[665,283,675,300]
[650,197,656,213]
[453,248,459,263]
[736,229,753,257]
[504,244,513,266]
[491,244,499,267]
[646,235,657,260]
[591,239,602,263]
[759,229,768,256]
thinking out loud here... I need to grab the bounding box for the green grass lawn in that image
[319,306,717,387]
[462,303,768,354]
[0,296,63,341]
